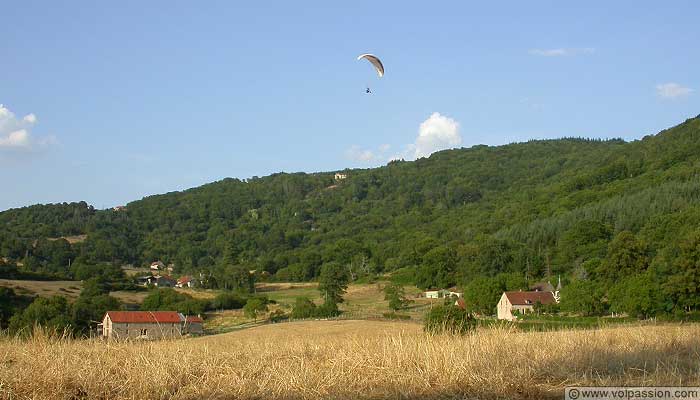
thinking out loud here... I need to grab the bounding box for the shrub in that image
[175,299,209,315]
[291,297,317,319]
[141,288,210,315]
[383,283,412,311]
[212,292,247,310]
[315,302,340,318]
[382,312,411,320]
[424,304,476,335]
[8,296,72,335]
[269,310,288,323]
[291,298,341,319]
[243,298,268,320]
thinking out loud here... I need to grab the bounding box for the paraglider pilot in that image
[357,54,383,95]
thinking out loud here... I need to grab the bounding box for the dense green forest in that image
[2,114,700,318]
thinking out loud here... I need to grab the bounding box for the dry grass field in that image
[0,278,166,306]
[0,278,215,306]
[1,320,698,399]
[0,279,83,299]
[205,282,430,332]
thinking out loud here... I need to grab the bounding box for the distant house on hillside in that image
[112,205,127,212]
[99,311,203,340]
[176,276,197,288]
[496,291,558,321]
[136,275,176,287]
[150,261,165,271]
[424,288,463,299]
[334,172,347,180]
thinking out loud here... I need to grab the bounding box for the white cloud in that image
[345,145,378,163]
[528,47,595,57]
[0,130,30,148]
[23,113,37,124]
[345,144,393,164]
[350,113,461,164]
[0,104,53,151]
[413,112,461,159]
[656,83,693,99]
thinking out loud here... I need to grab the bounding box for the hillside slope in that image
[2,115,700,303]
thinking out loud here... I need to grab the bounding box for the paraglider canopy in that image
[357,54,384,77]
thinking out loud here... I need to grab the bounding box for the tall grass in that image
[1,321,698,399]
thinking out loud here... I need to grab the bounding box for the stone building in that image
[99,311,203,340]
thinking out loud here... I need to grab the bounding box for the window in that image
[140,329,147,336]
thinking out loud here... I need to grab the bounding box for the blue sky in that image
[1,1,698,211]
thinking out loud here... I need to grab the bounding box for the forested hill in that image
[2,115,700,311]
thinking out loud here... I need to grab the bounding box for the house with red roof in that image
[176,275,198,288]
[99,311,204,340]
[496,290,559,321]
[150,261,165,271]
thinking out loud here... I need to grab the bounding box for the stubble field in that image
[1,320,698,399]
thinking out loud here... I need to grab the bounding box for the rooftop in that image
[105,311,183,324]
[504,291,556,306]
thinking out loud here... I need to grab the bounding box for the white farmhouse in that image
[496,291,558,321]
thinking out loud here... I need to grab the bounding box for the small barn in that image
[184,315,204,335]
[101,311,184,340]
[496,291,557,321]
